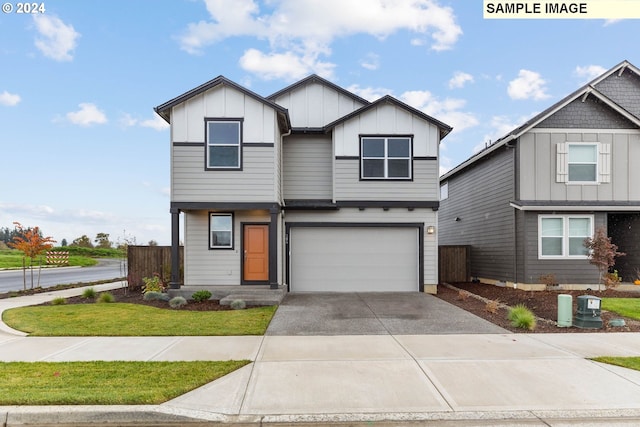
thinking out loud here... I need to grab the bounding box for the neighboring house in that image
[155,75,451,294]
[439,60,640,289]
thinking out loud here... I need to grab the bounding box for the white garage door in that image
[290,227,419,292]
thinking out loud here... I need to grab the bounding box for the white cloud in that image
[574,64,607,84]
[33,15,80,61]
[360,53,380,71]
[178,0,461,80]
[507,69,550,101]
[448,71,474,89]
[140,115,170,131]
[239,48,335,81]
[345,84,392,102]
[66,103,107,126]
[0,91,21,106]
[400,90,478,133]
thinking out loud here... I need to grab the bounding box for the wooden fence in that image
[127,246,183,288]
[438,245,470,283]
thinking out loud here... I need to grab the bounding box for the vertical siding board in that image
[518,134,535,200]
[172,104,187,141]
[283,135,332,199]
[204,86,225,117]
[536,133,551,200]
[630,134,640,199]
[186,95,205,142]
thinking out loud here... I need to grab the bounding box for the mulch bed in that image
[435,282,640,333]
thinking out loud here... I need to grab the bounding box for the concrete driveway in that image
[266,292,509,335]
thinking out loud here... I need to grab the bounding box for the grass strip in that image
[601,298,640,321]
[0,360,249,405]
[591,356,640,372]
[3,304,277,336]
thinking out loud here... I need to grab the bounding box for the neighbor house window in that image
[440,182,449,200]
[206,119,242,169]
[361,136,412,179]
[539,215,593,259]
[210,213,233,249]
[568,143,597,182]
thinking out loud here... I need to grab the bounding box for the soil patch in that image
[435,282,640,333]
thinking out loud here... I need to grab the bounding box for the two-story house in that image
[439,60,640,289]
[155,75,451,295]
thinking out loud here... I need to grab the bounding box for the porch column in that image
[269,207,279,289]
[169,208,182,289]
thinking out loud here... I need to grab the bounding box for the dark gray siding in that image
[439,146,516,282]
[537,97,635,129]
[596,68,640,118]
[520,212,603,284]
[609,213,640,282]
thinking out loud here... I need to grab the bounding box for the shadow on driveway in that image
[266,292,509,336]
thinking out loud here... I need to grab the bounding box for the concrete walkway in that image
[2,284,640,425]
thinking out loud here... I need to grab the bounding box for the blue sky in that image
[1,1,638,246]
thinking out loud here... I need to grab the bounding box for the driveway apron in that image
[266,292,508,335]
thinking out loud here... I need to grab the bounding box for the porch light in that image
[427,226,435,234]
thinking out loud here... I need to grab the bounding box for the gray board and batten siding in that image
[439,146,517,282]
[283,134,333,200]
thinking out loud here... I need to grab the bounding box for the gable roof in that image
[323,95,453,140]
[266,74,372,106]
[441,60,640,181]
[154,75,291,130]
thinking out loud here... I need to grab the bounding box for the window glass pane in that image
[208,122,239,145]
[541,218,563,236]
[541,237,563,256]
[569,218,590,236]
[362,159,384,177]
[568,164,596,181]
[211,231,231,247]
[388,159,410,178]
[569,238,589,256]
[568,145,596,162]
[211,215,232,231]
[388,138,410,157]
[362,139,385,157]
[208,146,239,167]
[440,182,449,200]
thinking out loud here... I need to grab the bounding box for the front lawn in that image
[601,298,640,321]
[3,304,277,336]
[0,360,249,405]
[592,357,640,372]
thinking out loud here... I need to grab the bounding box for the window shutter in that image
[598,142,611,183]
[556,142,567,183]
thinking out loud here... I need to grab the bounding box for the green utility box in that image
[557,294,572,327]
[574,295,603,329]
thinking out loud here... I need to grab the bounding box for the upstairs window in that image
[206,119,242,169]
[361,136,412,180]
[568,144,597,183]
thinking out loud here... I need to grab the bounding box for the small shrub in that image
[456,290,470,301]
[508,304,537,330]
[51,297,66,305]
[143,291,169,301]
[82,287,96,299]
[485,299,500,314]
[604,270,622,288]
[169,296,187,309]
[230,299,246,310]
[192,290,212,303]
[142,274,165,294]
[97,292,115,303]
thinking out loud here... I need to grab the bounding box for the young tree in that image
[583,226,625,289]
[8,222,56,290]
[94,232,112,249]
[71,235,93,248]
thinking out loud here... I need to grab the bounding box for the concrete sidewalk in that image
[2,284,640,425]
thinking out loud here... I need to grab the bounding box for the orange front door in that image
[243,224,269,282]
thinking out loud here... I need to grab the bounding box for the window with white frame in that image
[361,136,412,180]
[440,182,449,200]
[568,143,597,182]
[209,213,233,249]
[539,215,593,259]
[206,120,241,169]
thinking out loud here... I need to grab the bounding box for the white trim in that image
[538,214,593,260]
[510,202,640,211]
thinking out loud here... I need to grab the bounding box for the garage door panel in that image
[290,227,418,292]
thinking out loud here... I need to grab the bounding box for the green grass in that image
[602,298,640,320]
[3,304,277,336]
[507,304,537,330]
[0,360,249,405]
[591,357,640,372]
[0,249,99,269]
